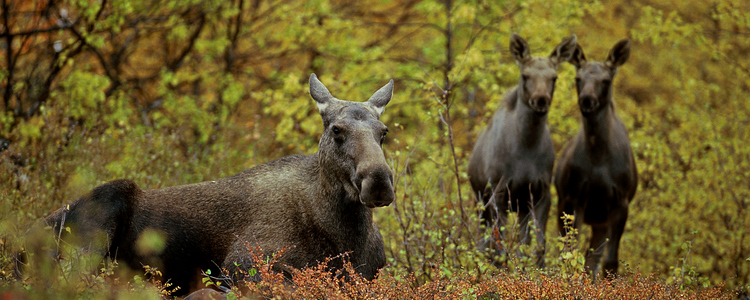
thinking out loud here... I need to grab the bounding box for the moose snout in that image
[579,95,599,113]
[530,95,551,113]
[356,167,395,208]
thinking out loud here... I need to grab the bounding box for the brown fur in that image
[467,33,577,267]
[554,39,638,277]
[18,74,395,296]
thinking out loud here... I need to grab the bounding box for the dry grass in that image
[188,245,736,300]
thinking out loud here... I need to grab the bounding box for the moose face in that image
[309,74,395,208]
[509,33,577,115]
[519,60,558,114]
[570,39,631,115]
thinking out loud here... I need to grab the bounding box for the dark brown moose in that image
[468,33,577,267]
[554,39,638,277]
[18,74,395,296]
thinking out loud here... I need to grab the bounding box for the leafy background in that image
[0,0,748,296]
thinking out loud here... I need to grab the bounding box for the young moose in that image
[18,74,395,295]
[468,33,577,267]
[554,39,638,277]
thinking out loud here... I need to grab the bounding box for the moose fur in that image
[17,74,395,296]
[467,33,577,267]
[554,39,638,277]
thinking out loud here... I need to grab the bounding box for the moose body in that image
[554,39,638,277]
[467,33,577,266]
[21,74,395,295]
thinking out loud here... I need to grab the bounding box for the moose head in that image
[509,33,578,115]
[569,39,631,115]
[309,74,395,208]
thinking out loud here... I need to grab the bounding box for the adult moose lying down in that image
[467,33,577,267]
[16,74,395,296]
[554,39,638,278]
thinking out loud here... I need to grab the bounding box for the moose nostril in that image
[358,167,395,207]
[531,97,550,112]
[354,175,363,192]
[580,96,599,112]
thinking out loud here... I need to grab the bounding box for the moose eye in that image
[380,129,388,144]
[332,126,341,134]
[551,77,558,85]
[522,75,529,82]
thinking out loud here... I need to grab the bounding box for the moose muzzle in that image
[530,95,551,114]
[356,167,394,208]
[578,94,599,114]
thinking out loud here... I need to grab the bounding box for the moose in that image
[468,33,577,267]
[554,39,638,277]
[16,74,395,296]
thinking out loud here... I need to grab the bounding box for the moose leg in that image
[482,185,508,265]
[585,225,609,278]
[516,203,546,266]
[480,191,498,237]
[530,192,551,268]
[518,209,531,246]
[516,208,532,266]
[603,208,628,275]
[476,190,495,254]
[220,240,257,284]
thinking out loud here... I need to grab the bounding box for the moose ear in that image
[509,33,530,64]
[550,34,578,67]
[309,73,334,112]
[606,39,630,69]
[367,79,394,117]
[569,44,587,69]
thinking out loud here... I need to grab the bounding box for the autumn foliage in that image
[1,0,749,298]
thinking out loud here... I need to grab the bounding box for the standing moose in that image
[17,74,395,296]
[468,33,577,267]
[554,39,638,277]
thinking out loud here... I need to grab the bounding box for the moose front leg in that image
[530,192,551,268]
[586,224,609,278]
[603,207,628,275]
[484,185,510,267]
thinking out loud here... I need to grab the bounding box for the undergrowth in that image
[0,218,737,299]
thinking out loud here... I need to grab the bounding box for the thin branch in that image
[167,11,206,71]
[0,23,76,39]
[2,0,14,112]
[363,0,420,49]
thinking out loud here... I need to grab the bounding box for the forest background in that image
[0,0,748,298]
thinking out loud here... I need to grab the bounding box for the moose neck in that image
[311,152,373,235]
[581,103,617,154]
[513,90,550,149]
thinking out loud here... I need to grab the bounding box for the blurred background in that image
[1,0,748,293]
